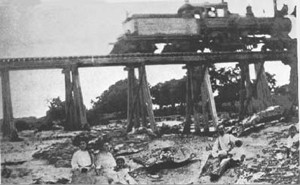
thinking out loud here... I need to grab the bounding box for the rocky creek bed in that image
[1,120,299,184]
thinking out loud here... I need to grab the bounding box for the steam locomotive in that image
[110,2,294,54]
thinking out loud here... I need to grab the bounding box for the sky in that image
[0,0,298,118]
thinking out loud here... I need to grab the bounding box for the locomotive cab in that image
[178,2,229,18]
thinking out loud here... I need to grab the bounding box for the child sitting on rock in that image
[113,156,137,184]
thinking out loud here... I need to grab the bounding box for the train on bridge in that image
[110,1,295,54]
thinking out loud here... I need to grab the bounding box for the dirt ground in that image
[1,120,299,184]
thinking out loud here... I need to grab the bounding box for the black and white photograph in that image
[0,0,299,184]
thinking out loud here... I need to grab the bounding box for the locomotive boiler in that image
[110,1,294,54]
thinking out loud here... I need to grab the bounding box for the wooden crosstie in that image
[0,51,296,140]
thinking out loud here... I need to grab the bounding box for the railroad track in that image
[0,51,294,70]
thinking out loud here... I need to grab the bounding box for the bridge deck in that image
[0,51,292,70]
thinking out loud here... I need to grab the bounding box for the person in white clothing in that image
[211,125,239,159]
[285,125,299,158]
[95,142,116,173]
[228,140,246,164]
[209,124,242,182]
[71,137,95,184]
[114,157,137,184]
[94,142,117,184]
[71,138,93,172]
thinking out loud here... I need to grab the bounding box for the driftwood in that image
[1,161,27,166]
[230,105,284,136]
[240,106,283,127]
[132,153,197,175]
[115,148,144,157]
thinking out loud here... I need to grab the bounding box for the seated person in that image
[228,140,246,165]
[114,157,137,184]
[95,142,116,174]
[211,124,239,159]
[94,142,117,184]
[114,157,130,172]
[285,125,299,158]
[71,138,95,184]
[209,124,242,182]
[71,138,94,173]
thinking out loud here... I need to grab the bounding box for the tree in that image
[91,79,129,114]
[210,65,241,111]
[150,65,277,115]
[46,97,66,121]
[150,78,186,108]
[265,72,277,92]
[88,79,130,125]
[37,97,66,131]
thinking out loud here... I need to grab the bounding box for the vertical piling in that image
[1,69,16,140]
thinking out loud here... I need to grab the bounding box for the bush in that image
[15,120,31,131]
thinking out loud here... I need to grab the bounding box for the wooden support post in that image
[138,66,147,127]
[140,65,157,132]
[289,56,298,106]
[183,65,193,134]
[239,63,254,118]
[239,63,247,119]
[199,66,209,132]
[126,66,135,132]
[71,65,88,129]
[133,72,141,129]
[203,67,218,127]
[192,66,202,134]
[62,67,75,130]
[254,62,273,110]
[288,43,298,106]
[244,64,253,112]
[1,69,16,140]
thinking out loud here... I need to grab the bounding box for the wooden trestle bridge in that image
[0,50,296,140]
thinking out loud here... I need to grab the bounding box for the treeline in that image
[86,65,279,125]
[22,65,286,131]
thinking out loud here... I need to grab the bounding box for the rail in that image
[0,51,293,70]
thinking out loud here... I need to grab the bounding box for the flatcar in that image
[110,1,294,54]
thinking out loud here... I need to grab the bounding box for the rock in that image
[114,144,125,151]
[283,172,294,178]
[247,163,260,172]
[61,153,71,160]
[32,139,77,167]
[49,157,58,165]
[146,157,157,166]
[55,160,70,168]
[56,178,70,184]
[275,153,284,160]
[1,167,12,178]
